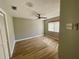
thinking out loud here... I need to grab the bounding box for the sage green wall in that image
[13,17,44,40]
[59,0,79,59]
[44,17,59,40]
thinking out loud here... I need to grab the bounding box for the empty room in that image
[0,0,79,59]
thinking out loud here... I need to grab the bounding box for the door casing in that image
[0,8,10,59]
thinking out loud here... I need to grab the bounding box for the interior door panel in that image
[0,13,5,59]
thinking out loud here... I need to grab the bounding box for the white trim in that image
[11,40,16,57]
[16,34,44,42]
[0,8,9,59]
[0,8,6,15]
[0,12,4,16]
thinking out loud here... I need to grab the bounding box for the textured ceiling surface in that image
[6,0,60,20]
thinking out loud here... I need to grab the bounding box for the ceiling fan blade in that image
[31,10,47,19]
[40,17,47,19]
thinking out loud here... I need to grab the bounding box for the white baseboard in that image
[16,34,44,42]
[11,40,16,57]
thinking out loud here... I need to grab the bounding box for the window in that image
[48,22,59,32]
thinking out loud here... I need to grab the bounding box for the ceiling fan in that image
[32,10,47,20]
[35,13,47,19]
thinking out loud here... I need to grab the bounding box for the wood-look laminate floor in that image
[11,37,58,59]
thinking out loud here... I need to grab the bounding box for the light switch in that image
[66,23,73,30]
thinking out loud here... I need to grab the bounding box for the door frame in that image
[0,8,10,59]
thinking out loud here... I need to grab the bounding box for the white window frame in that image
[48,21,59,32]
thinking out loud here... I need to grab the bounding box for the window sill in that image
[48,31,59,33]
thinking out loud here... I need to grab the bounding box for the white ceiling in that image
[6,0,60,20]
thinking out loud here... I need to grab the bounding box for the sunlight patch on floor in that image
[43,37,58,50]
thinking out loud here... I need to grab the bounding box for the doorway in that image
[0,10,9,59]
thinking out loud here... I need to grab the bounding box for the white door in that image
[0,12,9,59]
[0,30,5,59]
[0,12,5,59]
